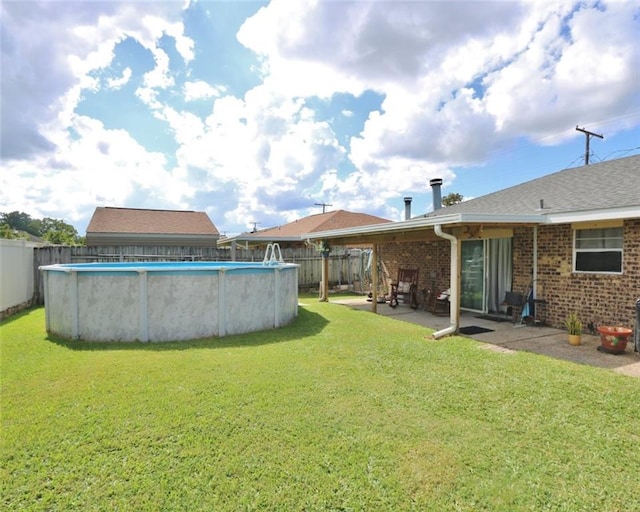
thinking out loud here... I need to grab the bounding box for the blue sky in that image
[1,0,639,236]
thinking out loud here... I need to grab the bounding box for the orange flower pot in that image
[597,326,633,355]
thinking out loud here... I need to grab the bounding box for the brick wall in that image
[512,227,534,294]
[379,240,451,295]
[532,219,640,330]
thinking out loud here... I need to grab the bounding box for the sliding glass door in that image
[487,238,512,314]
[461,238,512,313]
[461,240,484,311]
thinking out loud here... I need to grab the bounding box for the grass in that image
[2,297,639,511]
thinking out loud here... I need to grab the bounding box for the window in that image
[574,227,623,273]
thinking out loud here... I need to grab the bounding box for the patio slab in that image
[331,297,640,378]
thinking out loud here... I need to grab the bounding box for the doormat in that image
[459,326,495,335]
[475,314,510,323]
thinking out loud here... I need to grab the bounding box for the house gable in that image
[86,207,219,247]
[219,210,391,248]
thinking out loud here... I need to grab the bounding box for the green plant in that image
[316,240,331,256]
[565,312,582,335]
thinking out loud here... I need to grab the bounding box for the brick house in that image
[217,210,391,251]
[305,154,640,336]
[86,207,219,247]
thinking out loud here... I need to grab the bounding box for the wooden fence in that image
[32,245,384,305]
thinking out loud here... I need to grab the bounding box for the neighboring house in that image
[217,210,391,251]
[86,207,219,247]
[304,154,640,336]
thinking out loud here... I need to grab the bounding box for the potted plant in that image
[596,325,633,354]
[565,312,582,346]
[317,240,331,258]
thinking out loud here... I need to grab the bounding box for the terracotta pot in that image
[568,334,581,346]
[597,326,633,354]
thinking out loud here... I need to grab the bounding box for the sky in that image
[1,0,639,237]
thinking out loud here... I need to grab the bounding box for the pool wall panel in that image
[277,267,299,327]
[223,271,275,336]
[46,271,73,338]
[77,274,140,341]
[147,273,219,341]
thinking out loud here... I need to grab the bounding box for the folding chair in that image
[433,289,450,316]
[501,290,525,325]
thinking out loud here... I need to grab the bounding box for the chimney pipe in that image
[404,197,412,220]
[430,178,443,210]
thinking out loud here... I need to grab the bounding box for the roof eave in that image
[544,205,640,224]
[87,232,219,238]
[218,235,303,246]
[304,213,546,240]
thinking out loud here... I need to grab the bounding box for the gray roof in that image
[304,154,639,242]
[424,154,640,218]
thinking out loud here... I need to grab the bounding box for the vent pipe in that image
[404,197,412,220]
[430,178,443,210]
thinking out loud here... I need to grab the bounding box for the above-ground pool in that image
[40,261,299,342]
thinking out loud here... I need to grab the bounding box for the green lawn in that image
[2,299,639,511]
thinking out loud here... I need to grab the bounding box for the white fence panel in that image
[0,239,38,312]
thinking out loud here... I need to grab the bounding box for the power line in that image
[601,146,640,161]
[566,154,586,168]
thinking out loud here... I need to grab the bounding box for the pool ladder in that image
[262,243,284,265]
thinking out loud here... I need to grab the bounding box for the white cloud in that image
[183,80,226,101]
[106,67,132,89]
[1,114,189,228]
[238,0,526,93]
[485,1,640,142]
[0,1,193,161]
[0,1,198,228]
[157,83,348,230]
[146,15,194,63]
[239,0,640,168]
[2,0,638,236]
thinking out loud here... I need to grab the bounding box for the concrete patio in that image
[332,297,640,379]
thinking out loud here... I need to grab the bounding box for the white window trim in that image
[572,227,623,275]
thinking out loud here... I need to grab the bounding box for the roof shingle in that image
[423,154,640,218]
[244,210,391,239]
[87,207,219,236]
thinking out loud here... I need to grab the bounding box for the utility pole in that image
[314,202,333,214]
[575,126,604,165]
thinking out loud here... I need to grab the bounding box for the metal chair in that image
[501,290,525,325]
[433,289,450,316]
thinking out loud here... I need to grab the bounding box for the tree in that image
[0,222,24,239]
[40,217,80,245]
[1,211,36,235]
[1,211,83,245]
[442,192,463,207]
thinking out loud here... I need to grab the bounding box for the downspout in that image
[433,224,459,339]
